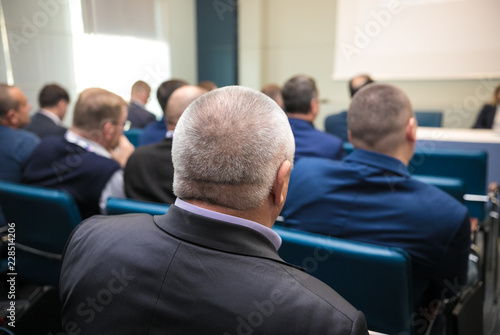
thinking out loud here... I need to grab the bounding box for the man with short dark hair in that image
[282,83,471,333]
[22,88,134,219]
[25,83,69,138]
[282,75,344,163]
[59,86,368,335]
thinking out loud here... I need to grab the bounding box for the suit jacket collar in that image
[345,149,410,178]
[154,205,299,268]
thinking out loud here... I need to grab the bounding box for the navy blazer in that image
[127,101,156,129]
[281,150,470,312]
[473,104,497,129]
[24,111,66,138]
[59,205,368,334]
[288,117,344,163]
[324,111,349,143]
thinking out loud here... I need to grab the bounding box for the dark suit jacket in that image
[59,205,368,334]
[473,104,497,129]
[325,111,349,143]
[24,111,66,138]
[127,101,156,129]
[124,137,175,204]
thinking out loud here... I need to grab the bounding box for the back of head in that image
[261,83,283,106]
[0,84,17,119]
[157,79,189,112]
[349,74,374,98]
[282,75,317,114]
[165,86,207,129]
[348,83,413,154]
[39,84,70,108]
[172,86,295,211]
[72,88,127,132]
[131,80,151,98]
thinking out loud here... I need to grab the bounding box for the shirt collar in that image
[40,109,61,125]
[174,198,282,250]
[344,149,410,177]
[65,130,112,159]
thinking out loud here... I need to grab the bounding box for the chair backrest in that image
[106,197,170,215]
[413,175,466,202]
[415,110,443,127]
[409,148,487,218]
[123,128,143,147]
[273,226,413,335]
[0,181,82,286]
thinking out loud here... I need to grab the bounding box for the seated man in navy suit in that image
[127,80,156,128]
[24,83,69,138]
[22,88,134,219]
[282,75,344,163]
[282,83,471,334]
[59,86,368,335]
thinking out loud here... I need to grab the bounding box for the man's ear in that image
[102,120,114,142]
[405,117,417,143]
[272,160,292,206]
[1,109,17,127]
[309,98,319,118]
[347,130,352,144]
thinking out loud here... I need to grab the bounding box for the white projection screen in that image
[332,0,500,80]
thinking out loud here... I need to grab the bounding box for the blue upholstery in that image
[273,226,413,335]
[415,111,443,127]
[106,197,170,216]
[0,181,81,286]
[410,149,487,218]
[413,175,465,202]
[123,128,143,147]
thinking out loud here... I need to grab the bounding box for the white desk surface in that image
[417,127,500,144]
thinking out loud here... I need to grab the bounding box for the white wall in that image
[238,0,500,129]
[1,0,77,126]
[0,0,197,123]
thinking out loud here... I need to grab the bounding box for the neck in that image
[286,112,314,123]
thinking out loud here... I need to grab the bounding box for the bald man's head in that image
[165,86,207,130]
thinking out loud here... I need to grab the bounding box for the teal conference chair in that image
[106,197,170,216]
[0,181,82,286]
[415,110,443,127]
[123,128,143,147]
[273,226,413,335]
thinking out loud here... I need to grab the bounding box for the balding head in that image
[165,86,207,130]
[349,74,374,98]
[347,83,416,160]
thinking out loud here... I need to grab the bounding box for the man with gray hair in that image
[281,83,471,333]
[59,86,368,334]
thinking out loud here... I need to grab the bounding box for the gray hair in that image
[172,86,295,211]
[347,83,413,153]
